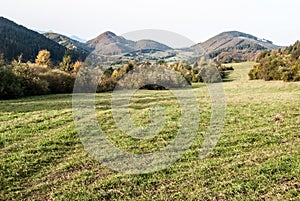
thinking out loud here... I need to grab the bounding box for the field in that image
[1,62,300,200]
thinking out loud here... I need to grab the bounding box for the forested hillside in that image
[0,17,66,64]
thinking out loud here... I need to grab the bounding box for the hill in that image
[0,17,66,63]
[86,31,281,63]
[135,39,172,51]
[86,31,135,55]
[192,31,282,63]
[86,31,172,55]
[43,32,91,61]
[0,17,285,64]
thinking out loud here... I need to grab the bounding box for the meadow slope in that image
[1,62,300,200]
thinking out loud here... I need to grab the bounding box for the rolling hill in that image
[86,31,172,55]
[0,17,284,64]
[192,31,283,63]
[86,31,282,63]
[86,31,135,55]
[0,17,66,63]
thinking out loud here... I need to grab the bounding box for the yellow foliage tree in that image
[73,61,83,74]
[111,69,121,80]
[35,50,51,67]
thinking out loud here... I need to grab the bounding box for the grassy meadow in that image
[1,62,300,200]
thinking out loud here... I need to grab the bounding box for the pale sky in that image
[1,0,299,46]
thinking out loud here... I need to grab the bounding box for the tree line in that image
[0,50,81,99]
[249,41,300,81]
[0,50,231,99]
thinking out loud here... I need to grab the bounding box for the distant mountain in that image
[87,30,280,63]
[35,29,55,34]
[86,31,135,55]
[70,35,86,43]
[43,32,91,60]
[86,31,172,55]
[192,31,283,63]
[0,17,66,63]
[0,16,285,65]
[135,39,171,51]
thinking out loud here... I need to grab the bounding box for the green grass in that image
[1,62,300,200]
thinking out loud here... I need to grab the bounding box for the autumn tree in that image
[73,61,83,74]
[35,50,51,67]
[59,50,73,72]
[249,41,300,81]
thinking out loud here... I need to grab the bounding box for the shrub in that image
[0,65,23,99]
[282,60,300,81]
[12,62,49,96]
[39,69,75,94]
[249,41,300,82]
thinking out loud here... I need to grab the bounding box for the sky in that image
[1,0,299,47]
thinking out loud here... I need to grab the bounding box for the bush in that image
[249,41,300,82]
[12,62,49,96]
[39,69,75,94]
[0,65,23,99]
[282,60,300,81]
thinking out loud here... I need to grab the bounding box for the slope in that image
[0,17,66,63]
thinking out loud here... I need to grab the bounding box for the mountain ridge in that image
[0,17,286,63]
[43,32,91,60]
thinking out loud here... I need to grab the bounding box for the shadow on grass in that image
[222,79,234,83]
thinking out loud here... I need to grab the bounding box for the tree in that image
[59,50,73,72]
[73,61,82,74]
[111,69,121,80]
[0,65,23,99]
[12,62,49,96]
[35,50,51,67]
